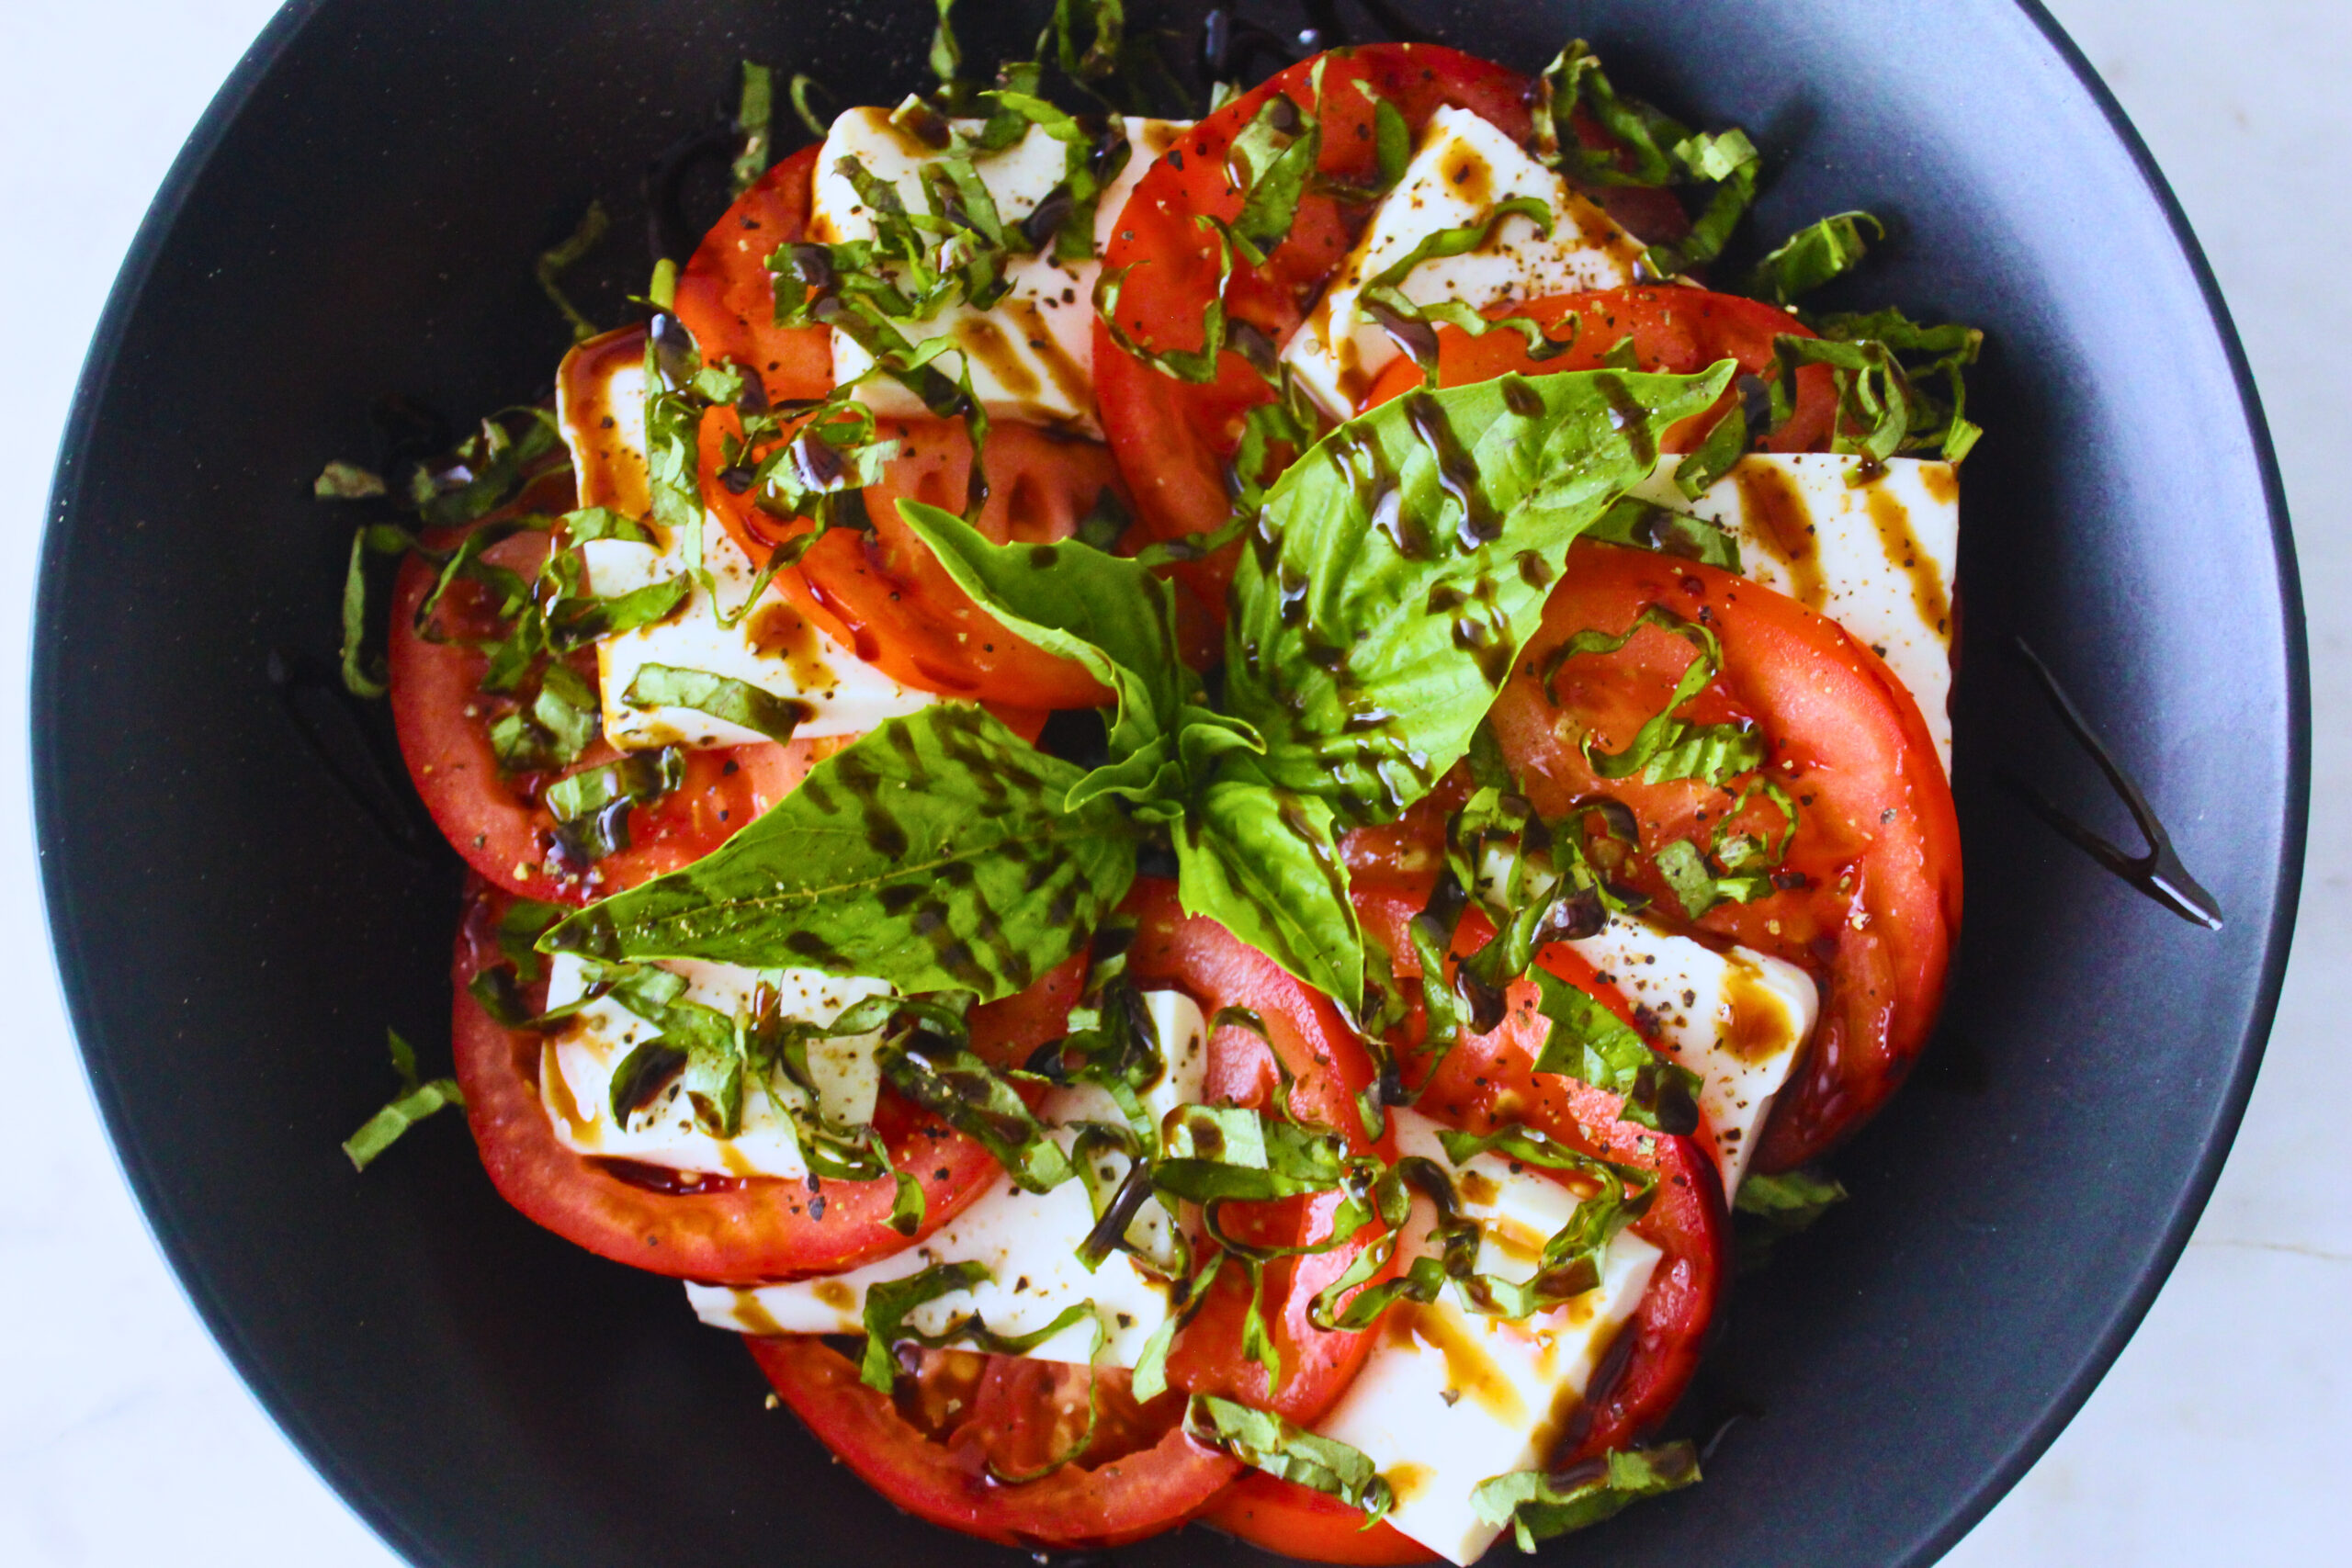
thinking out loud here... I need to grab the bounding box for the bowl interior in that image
[36,2,2301,1565]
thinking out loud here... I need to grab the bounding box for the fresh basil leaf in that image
[1155,1104,1353,1203]
[1773,308,1984,466]
[861,1260,984,1389]
[342,1030,464,1171]
[1225,365,1735,825]
[1225,75,1322,267]
[1542,605,1762,786]
[1175,766,1364,1015]
[1585,496,1742,571]
[1371,93,1410,191]
[1654,837,1724,918]
[926,0,961,84]
[1746,211,1883,306]
[621,662,809,742]
[542,705,1138,1002]
[1530,967,1701,1134]
[1472,1443,1702,1550]
[315,460,388,501]
[537,199,610,344]
[561,505,650,545]
[1734,1165,1849,1270]
[730,61,775,198]
[412,408,568,528]
[339,530,390,699]
[880,1038,1076,1193]
[1185,1395,1396,1523]
[548,574,692,649]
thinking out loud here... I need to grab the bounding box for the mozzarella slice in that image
[538,953,892,1181]
[1625,453,1960,772]
[553,329,937,750]
[1311,1109,1661,1567]
[580,531,933,749]
[811,107,1188,434]
[688,990,1210,1366]
[1565,915,1815,1196]
[1282,105,1644,419]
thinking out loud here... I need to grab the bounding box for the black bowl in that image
[36,2,2305,1564]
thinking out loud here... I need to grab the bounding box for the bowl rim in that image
[32,2,2310,1564]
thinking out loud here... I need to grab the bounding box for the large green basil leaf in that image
[541,705,1137,1000]
[1225,366,1734,824]
[1173,761,1364,1015]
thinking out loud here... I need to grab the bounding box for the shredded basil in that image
[1746,211,1883,306]
[544,747,686,863]
[537,200,610,344]
[621,663,810,742]
[1529,968,1701,1134]
[1542,606,1764,786]
[1734,1165,1848,1270]
[342,1030,464,1171]
[1773,308,1984,467]
[1186,1395,1396,1523]
[729,62,775,198]
[1472,1443,1702,1550]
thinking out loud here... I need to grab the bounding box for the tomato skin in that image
[1123,877,1395,1427]
[1095,44,1532,615]
[1486,540,1961,1170]
[1358,286,1838,452]
[749,1337,1239,1550]
[704,412,1120,707]
[449,884,1082,1282]
[1200,1471,1435,1564]
[1353,886,1727,1460]
[387,536,821,903]
[673,143,833,405]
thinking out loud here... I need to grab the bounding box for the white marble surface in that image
[1,2,2343,1563]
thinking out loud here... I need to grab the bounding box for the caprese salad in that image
[324,8,1971,1562]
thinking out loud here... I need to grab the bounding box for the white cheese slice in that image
[1625,453,1960,772]
[538,952,892,1181]
[1565,915,1815,1196]
[1311,1108,1661,1567]
[580,530,933,750]
[811,107,1188,434]
[1281,105,1645,419]
[687,989,1210,1365]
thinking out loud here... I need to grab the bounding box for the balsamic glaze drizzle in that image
[2005,637,2223,931]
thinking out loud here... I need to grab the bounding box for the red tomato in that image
[386,528,820,905]
[749,1337,1238,1549]
[1094,43,1532,617]
[1124,877,1395,1426]
[704,411,1120,707]
[1485,540,1962,1170]
[1354,886,1727,1460]
[1357,286,1838,452]
[1199,1470,1434,1564]
[673,143,833,405]
[449,883,1084,1282]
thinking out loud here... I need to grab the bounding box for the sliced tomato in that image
[388,538,820,904]
[673,143,833,405]
[749,1338,1238,1550]
[1199,1470,1434,1564]
[704,412,1120,707]
[1094,43,1532,615]
[1354,887,1727,1461]
[450,883,1084,1282]
[1123,876,1396,1427]
[1357,285,1838,452]
[1485,539,1961,1169]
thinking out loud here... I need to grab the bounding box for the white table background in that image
[1,2,2342,1562]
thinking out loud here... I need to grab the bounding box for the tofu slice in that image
[687,990,1210,1367]
[1564,915,1816,1196]
[1311,1109,1661,1567]
[1625,453,1960,771]
[810,107,1188,434]
[538,952,892,1181]
[1281,105,1645,418]
[553,330,937,750]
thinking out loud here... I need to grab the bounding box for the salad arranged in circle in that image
[324,7,1973,1560]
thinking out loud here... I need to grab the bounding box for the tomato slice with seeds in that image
[1094,42,1533,619]
[1485,539,1961,1170]
[450,883,1084,1282]
[673,143,834,406]
[749,1339,1238,1550]
[703,411,1122,708]
[1356,285,1839,451]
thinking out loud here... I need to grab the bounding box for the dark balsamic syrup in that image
[2006,637,2222,930]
